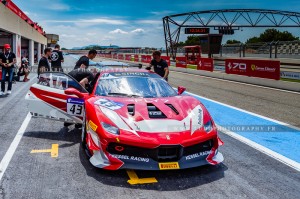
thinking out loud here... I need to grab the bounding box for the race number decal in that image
[67,98,84,116]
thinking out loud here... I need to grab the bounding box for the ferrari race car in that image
[26,68,224,170]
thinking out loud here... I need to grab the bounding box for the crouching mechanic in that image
[65,64,95,128]
[15,58,30,82]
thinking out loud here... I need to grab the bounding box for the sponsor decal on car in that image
[159,162,180,170]
[185,150,211,160]
[88,120,98,132]
[94,98,124,110]
[67,98,84,117]
[110,154,150,163]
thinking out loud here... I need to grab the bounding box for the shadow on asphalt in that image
[24,126,81,149]
[79,147,227,191]
[24,127,228,191]
[78,132,228,191]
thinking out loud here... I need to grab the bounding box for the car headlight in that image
[101,122,120,135]
[204,120,213,133]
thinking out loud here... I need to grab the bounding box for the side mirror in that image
[178,86,186,95]
[65,88,84,98]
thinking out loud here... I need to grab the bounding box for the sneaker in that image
[0,91,3,96]
[7,90,11,95]
[23,78,30,82]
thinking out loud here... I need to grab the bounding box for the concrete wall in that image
[0,3,47,44]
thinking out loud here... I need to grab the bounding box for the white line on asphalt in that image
[0,112,32,181]
[186,91,300,132]
[218,125,300,172]
[172,71,300,95]
[184,90,300,171]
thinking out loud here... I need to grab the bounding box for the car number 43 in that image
[67,98,84,117]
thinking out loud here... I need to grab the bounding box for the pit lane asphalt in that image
[0,55,299,199]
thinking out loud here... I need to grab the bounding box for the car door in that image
[25,72,88,124]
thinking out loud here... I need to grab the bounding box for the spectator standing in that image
[38,48,52,77]
[50,44,64,72]
[74,49,97,69]
[147,50,169,81]
[0,44,16,95]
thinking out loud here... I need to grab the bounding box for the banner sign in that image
[125,54,131,61]
[161,56,171,66]
[280,71,300,80]
[197,58,214,72]
[225,59,280,80]
[176,57,187,68]
[134,54,139,62]
[141,55,152,63]
[117,54,124,60]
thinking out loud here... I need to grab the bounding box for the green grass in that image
[187,64,197,69]
[280,78,300,83]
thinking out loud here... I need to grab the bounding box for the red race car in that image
[26,68,223,170]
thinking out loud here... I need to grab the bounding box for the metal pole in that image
[269,41,273,58]
[275,41,278,58]
[163,17,169,57]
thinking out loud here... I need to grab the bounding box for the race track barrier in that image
[197,57,214,72]
[176,56,187,68]
[225,59,280,80]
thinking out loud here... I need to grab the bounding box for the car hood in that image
[90,95,211,135]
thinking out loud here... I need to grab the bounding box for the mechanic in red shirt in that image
[0,44,16,96]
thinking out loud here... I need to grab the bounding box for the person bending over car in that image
[74,49,97,69]
[146,50,169,81]
[66,65,94,128]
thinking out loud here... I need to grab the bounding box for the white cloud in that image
[136,20,162,25]
[131,28,145,34]
[109,29,128,34]
[149,11,173,16]
[48,3,70,11]
[87,32,97,36]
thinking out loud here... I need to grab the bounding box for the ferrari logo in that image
[166,135,170,140]
[228,62,232,70]
[251,64,256,71]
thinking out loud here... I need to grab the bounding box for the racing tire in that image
[81,114,93,158]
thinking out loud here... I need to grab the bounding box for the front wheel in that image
[81,114,92,158]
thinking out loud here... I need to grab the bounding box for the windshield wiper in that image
[107,92,142,97]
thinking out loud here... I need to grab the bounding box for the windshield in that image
[95,74,177,98]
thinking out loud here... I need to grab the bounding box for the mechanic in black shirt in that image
[66,65,94,128]
[74,49,97,69]
[0,44,16,95]
[147,50,169,81]
[68,68,94,88]
[50,44,64,72]
[38,48,52,77]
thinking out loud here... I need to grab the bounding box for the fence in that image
[220,40,300,59]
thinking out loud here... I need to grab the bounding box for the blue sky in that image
[13,0,300,49]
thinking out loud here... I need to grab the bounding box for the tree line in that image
[177,29,299,46]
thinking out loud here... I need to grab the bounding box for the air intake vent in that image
[147,103,167,118]
[166,104,179,115]
[127,104,135,116]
